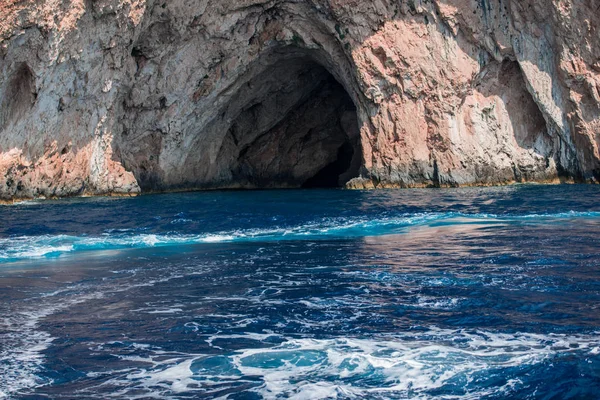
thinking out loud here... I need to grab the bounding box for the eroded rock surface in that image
[0,0,599,200]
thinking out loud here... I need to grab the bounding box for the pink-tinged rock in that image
[0,0,598,201]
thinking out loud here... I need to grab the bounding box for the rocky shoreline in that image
[1,0,598,201]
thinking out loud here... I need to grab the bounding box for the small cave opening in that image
[0,63,36,129]
[215,54,361,189]
[302,141,355,188]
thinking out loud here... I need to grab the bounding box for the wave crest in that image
[1,211,598,262]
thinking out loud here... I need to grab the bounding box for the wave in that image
[78,327,600,399]
[0,267,192,399]
[1,211,598,262]
[0,290,106,399]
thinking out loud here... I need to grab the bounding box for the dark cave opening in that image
[302,141,355,188]
[0,63,36,129]
[216,54,362,189]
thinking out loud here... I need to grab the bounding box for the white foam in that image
[84,328,600,399]
[415,296,462,310]
[0,290,105,398]
[146,308,183,314]
[0,266,192,398]
[1,210,598,262]
[127,358,196,393]
[200,234,237,243]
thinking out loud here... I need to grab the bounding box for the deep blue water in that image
[0,185,599,399]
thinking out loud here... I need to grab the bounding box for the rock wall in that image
[0,0,598,200]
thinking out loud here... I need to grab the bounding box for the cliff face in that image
[0,0,599,200]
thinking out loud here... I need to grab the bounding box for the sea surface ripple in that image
[0,185,599,399]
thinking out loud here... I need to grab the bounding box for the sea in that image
[0,184,599,399]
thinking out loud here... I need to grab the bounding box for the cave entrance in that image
[217,55,361,189]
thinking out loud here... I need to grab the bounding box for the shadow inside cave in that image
[210,53,362,189]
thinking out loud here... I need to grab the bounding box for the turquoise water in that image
[0,185,599,398]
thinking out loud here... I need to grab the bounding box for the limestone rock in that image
[0,0,598,200]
